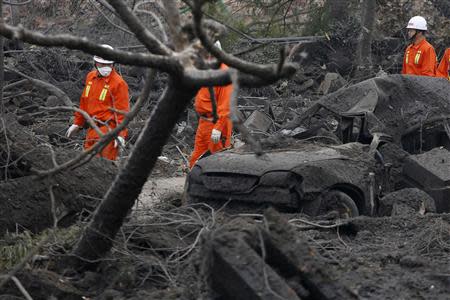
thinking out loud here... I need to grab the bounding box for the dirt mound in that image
[0,115,118,235]
[378,188,437,216]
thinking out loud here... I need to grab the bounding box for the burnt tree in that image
[0,0,296,268]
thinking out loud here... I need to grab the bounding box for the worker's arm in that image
[213,83,233,132]
[436,49,449,79]
[112,80,130,138]
[420,47,437,77]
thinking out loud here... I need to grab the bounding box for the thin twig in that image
[1,118,10,181]
[48,184,58,229]
[40,106,103,137]
[5,66,73,106]
[289,217,349,229]
[88,0,133,35]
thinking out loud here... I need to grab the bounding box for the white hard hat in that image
[93,44,114,64]
[214,40,222,50]
[406,16,427,31]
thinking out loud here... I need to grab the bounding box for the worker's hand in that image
[114,136,126,148]
[211,129,222,144]
[66,124,80,138]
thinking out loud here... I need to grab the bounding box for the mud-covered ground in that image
[1,173,449,299]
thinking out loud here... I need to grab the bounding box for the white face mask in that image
[97,66,112,77]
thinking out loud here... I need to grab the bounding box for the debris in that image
[403,148,450,212]
[378,188,436,217]
[203,209,357,299]
[157,156,171,164]
[211,234,300,300]
[243,110,273,133]
[297,78,314,92]
[317,72,346,95]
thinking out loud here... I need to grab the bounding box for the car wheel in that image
[318,190,359,219]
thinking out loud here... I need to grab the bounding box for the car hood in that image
[196,145,352,176]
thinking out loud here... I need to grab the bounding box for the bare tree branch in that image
[190,0,296,80]
[41,106,104,137]
[95,0,119,17]
[3,78,27,90]
[106,0,172,56]
[133,9,168,43]
[162,0,185,51]
[0,22,182,72]
[5,67,73,106]
[182,67,293,88]
[88,0,133,35]
[2,0,31,5]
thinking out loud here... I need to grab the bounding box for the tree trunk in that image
[71,76,198,266]
[355,0,376,76]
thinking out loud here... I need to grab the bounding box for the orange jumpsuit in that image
[436,48,450,80]
[402,38,437,77]
[189,64,233,168]
[74,69,129,160]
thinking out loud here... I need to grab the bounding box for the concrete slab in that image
[403,147,450,212]
[244,110,273,133]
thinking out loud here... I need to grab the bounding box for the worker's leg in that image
[190,119,214,168]
[99,140,119,160]
[84,127,118,160]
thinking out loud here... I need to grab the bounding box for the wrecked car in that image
[187,141,378,217]
[185,75,450,217]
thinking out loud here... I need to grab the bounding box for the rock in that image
[378,188,436,216]
[297,78,314,92]
[399,255,426,268]
[317,72,346,95]
[243,110,273,133]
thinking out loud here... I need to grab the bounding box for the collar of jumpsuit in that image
[410,37,427,49]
